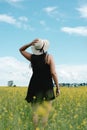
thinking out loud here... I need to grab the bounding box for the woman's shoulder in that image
[45,53,54,65]
[47,53,54,60]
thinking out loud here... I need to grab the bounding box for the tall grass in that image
[0,86,87,130]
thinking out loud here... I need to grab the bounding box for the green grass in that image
[0,86,87,130]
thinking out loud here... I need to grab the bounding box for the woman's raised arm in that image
[19,39,39,61]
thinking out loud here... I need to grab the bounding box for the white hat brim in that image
[31,40,49,55]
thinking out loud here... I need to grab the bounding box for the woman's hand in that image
[56,87,60,96]
[31,38,39,46]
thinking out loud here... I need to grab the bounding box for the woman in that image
[19,38,60,129]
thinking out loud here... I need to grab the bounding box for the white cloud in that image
[61,26,87,36]
[43,6,58,17]
[6,0,22,2]
[43,6,57,13]
[43,6,65,21]
[0,57,32,86]
[18,16,28,22]
[56,64,87,83]
[0,14,33,30]
[0,57,87,86]
[40,20,46,26]
[0,14,21,27]
[5,0,23,5]
[77,5,87,18]
[0,0,24,8]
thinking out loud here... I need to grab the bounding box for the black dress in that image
[25,53,55,103]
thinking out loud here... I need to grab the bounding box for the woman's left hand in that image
[56,88,60,96]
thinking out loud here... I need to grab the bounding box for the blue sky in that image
[0,0,87,86]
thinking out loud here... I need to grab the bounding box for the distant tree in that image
[13,85,16,87]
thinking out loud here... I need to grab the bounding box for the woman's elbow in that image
[51,72,57,77]
[19,48,23,53]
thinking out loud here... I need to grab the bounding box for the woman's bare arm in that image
[19,43,32,61]
[48,55,60,96]
[19,39,39,61]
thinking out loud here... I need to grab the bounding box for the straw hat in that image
[31,39,49,55]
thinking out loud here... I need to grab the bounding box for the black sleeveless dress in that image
[25,53,55,103]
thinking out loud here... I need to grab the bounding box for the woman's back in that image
[30,53,53,89]
[31,53,52,79]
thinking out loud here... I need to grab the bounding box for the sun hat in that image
[31,39,49,55]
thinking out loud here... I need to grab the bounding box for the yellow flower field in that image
[0,86,87,130]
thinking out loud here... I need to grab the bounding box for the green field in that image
[0,86,87,130]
